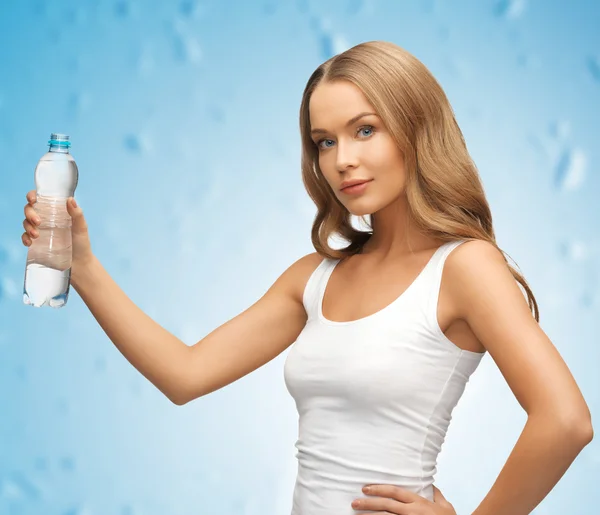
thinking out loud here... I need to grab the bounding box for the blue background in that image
[1,1,599,514]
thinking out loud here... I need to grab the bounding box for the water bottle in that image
[23,133,79,308]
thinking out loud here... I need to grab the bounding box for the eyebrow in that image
[310,112,378,136]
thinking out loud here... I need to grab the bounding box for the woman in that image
[22,41,593,515]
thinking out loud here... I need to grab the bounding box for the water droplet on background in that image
[59,455,76,472]
[309,17,350,59]
[114,0,131,18]
[62,505,94,515]
[554,147,587,191]
[179,0,202,18]
[587,56,600,82]
[494,0,526,20]
[347,0,365,16]
[549,120,571,141]
[172,33,203,64]
[123,134,152,154]
[67,92,93,117]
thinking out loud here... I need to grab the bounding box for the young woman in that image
[22,41,593,515]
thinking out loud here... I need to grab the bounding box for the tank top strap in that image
[302,257,339,321]
[423,239,469,332]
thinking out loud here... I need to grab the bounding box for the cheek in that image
[367,139,404,170]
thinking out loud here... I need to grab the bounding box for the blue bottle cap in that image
[48,133,71,147]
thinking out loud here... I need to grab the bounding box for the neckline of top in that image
[317,241,458,326]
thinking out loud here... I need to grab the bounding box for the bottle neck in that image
[49,144,70,154]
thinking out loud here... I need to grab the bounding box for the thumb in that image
[66,197,87,232]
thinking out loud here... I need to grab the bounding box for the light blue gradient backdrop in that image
[1,1,598,514]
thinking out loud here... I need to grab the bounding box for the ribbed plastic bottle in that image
[23,133,79,308]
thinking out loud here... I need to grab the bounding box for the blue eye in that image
[316,125,375,150]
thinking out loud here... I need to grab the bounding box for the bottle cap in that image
[48,133,71,148]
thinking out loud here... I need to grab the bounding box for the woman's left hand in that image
[351,484,456,514]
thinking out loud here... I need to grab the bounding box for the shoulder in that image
[445,239,516,318]
[448,239,508,276]
[444,238,534,342]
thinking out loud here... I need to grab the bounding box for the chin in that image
[346,205,374,217]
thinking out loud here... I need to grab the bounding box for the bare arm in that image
[72,252,321,406]
[72,256,191,404]
[180,252,322,403]
[446,240,593,514]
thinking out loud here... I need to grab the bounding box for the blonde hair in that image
[299,40,539,322]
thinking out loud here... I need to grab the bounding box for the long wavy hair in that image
[299,40,539,322]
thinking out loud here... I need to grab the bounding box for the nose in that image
[335,139,360,172]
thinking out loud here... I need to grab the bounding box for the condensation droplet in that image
[0,244,8,265]
[319,32,335,60]
[494,0,526,20]
[558,240,589,262]
[173,33,203,65]
[263,3,277,16]
[0,471,44,501]
[310,18,349,59]
[65,5,86,25]
[123,134,151,154]
[347,0,364,15]
[68,92,93,116]
[549,120,570,141]
[580,290,595,308]
[206,104,225,123]
[179,0,201,18]
[60,455,76,472]
[296,0,309,14]
[114,0,131,18]
[554,147,587,191]
[516,53,541,70]
[63,505,94,515]
[124,134,141,152]
[586,56,600,83]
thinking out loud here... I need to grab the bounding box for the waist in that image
[291,465,434,515]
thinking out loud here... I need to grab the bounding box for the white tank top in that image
[283,240,485,514]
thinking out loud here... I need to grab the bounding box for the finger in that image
[24,206,40,226]
[66,197,87,232]
[352,495,409,514]
[363,485,417,504]
[22,232,32,246]
[22,219,38,238]
[26,190,36,205]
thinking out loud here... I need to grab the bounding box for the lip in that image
[340,179,373,193]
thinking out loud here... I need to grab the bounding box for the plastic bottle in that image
[23,133,79,308]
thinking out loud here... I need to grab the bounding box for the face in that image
[309,80,407,217]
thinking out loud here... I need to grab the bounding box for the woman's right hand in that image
[22,190,95,274]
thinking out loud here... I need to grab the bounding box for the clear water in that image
[23,263,71,308]
[23,217,73,308]
[22,144,78,308]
